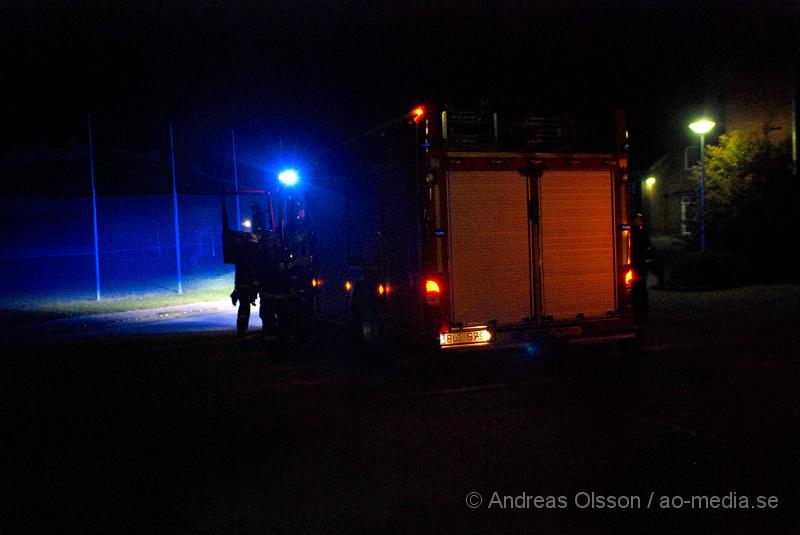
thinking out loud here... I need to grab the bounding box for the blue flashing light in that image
[278,169,299,186]
[524,345,539,357]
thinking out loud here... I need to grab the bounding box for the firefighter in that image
[230,231,260,338]
[258,230,293,342]
[284,205,315,336]
[287,207,314,274]
[631,213,654,324]
[230,202,268,338]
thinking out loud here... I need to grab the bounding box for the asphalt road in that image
[4,284,800,533]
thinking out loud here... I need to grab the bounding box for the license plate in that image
[440,329,492,348]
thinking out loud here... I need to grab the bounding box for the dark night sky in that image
[2,0,797,173]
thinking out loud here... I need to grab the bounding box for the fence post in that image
[232,130,241,230]
[169,123,183,294]
[210,226,216,257]
[88,114,101,301]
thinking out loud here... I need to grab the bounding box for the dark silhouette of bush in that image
[691,132,800,282]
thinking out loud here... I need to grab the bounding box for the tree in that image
[691,130,799,280]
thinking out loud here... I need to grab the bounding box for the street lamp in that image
[689,119,715,252]
[641,176,657,227]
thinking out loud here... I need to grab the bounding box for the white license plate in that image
[440,329,492,348]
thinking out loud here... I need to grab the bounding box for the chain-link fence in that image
[0,118,289,304]
[0,194,233,302]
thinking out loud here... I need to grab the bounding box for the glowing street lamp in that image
[641,176,657,221]
[689,120,715,136]
[689,118,715,252]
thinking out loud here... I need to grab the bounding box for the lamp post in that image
[643,176,656,223]
[689,119,715,252]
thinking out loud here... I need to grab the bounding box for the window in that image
[680,196,694,236]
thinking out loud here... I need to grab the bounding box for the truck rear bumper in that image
[439,314,637,350]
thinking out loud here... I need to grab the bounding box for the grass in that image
[1,272,233,324]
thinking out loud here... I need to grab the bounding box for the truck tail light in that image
[376,282,393,296]
[624,268,634,288]
[425,279,441,305]
[410,105,426,123]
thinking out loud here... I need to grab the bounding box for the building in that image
[644,61,797,240]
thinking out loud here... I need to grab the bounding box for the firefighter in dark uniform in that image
[258,230,293,342]
[230,203,267,338]
[284,204,315,337]
[230,236,260,338]
[631,213,652,325]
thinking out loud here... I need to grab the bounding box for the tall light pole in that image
[643,175,656,223]
[88,115,101,301]
[231,130,241,230]
[689,119,715,252]
[169,123,183,294]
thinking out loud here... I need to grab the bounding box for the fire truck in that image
[307,102,640,352]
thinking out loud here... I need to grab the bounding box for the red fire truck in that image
[307,102,639,352]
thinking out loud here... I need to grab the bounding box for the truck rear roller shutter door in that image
[447,171,531,325]
[539,170,616,321]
